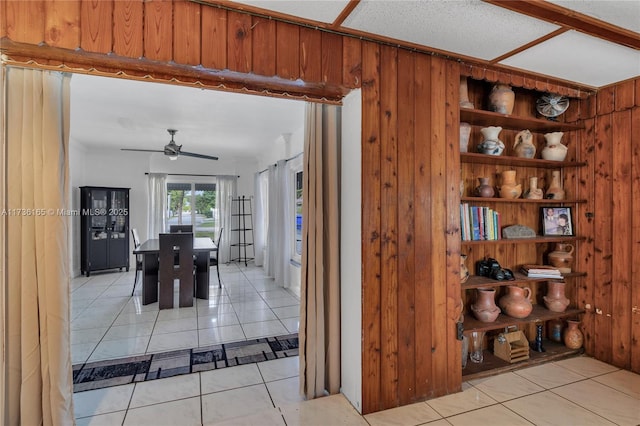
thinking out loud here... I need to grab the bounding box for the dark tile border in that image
[73,333,298,393]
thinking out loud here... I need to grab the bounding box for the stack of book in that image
[520,264,563,279]
[460,204,502,241]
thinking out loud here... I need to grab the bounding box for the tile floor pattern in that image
[71,262,301,366]
[72,266,639,425]
[73,355,640,425]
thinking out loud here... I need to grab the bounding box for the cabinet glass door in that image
[110,190,128,239]
[90,189,108,240]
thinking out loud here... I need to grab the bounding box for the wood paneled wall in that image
[360,44,461,411]
[2,0,638,415]
[577,79,640,373]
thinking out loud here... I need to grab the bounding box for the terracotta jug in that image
[546,170,565,200]
[513,129,536,158]
[470,288,501,323]
[524,176,544,199]
[499,170,522,199]
[460,122,472,153]
[543,280,571,313]
[563,320,584,349]
[475,177,495,198]
[498,286,533,319]
[548,243,574,273]
[478,126,504,155]
[459,77,474,109]
[541,132,568,161]
[488,84,515,115]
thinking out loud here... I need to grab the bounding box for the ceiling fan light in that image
[169,154,178,161]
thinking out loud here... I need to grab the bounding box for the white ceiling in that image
[70,1,639,160]
[70,75,306,161]
[235,0,640,88]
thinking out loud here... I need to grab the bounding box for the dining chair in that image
[131,228,143,296]
[210,227,223,288]
[170,224,193,233]
[159,232,195,309]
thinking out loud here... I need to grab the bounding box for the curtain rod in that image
[145,173,240,177]
[258,152,303,175]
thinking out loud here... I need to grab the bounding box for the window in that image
[290,157,303,263]
[166,182,217,240]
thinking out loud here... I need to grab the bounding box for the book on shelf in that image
[520,264,563,279]
[459,204,501,241]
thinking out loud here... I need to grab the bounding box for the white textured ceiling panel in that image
[341,0,560,60]
[548,0,640,33]
[231,0,350,23]
[500,30,640,88]
[69,74,305,160]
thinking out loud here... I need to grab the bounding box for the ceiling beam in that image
[331,0,360,29]
[484,0,640,50]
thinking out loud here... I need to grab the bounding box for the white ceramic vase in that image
[541,132,567,161]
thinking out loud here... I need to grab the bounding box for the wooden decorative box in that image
[494,329,530,363]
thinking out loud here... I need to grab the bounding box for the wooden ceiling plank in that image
[484,0,640,50]
[331,0,360,29]
[490,28,569,64]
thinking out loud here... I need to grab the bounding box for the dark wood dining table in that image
[134,237,217,305]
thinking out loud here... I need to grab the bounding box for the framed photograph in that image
[541,206,574,236]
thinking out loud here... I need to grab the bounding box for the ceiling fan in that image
[121,129,219,160]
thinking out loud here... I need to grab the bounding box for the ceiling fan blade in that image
[179,151,219,161]
[121,148,164,153]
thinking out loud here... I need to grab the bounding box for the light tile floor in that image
[74,355,640,425]
[71,262,301,365]
[72,265,639,425]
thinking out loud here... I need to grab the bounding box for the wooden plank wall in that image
[578,79,640,373]
[580,79,640,372]
[359,43,461,412]
[3,0,638,414]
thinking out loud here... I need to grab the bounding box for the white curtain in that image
[265,160,293,287]
[299,102,341,399]
[4,67,75,425]
[253,172,268,267]
[216,175,237,264]
[147,173,167,239]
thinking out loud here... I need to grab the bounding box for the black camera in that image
[476,257,515,281]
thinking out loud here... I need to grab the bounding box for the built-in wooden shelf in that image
[461,236,586,245]
[462,340,584,380]
[460,108,583,132]
[462,271,587,290]
[461,196,586,204]
[463,305,584,333]
[460,152,587,168]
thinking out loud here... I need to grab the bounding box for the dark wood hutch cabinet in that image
[80,186,130,277]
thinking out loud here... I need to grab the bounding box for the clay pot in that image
[460,122,472,153]
[513,129,536,158]
[499,286,533,319]
[475,177,495,198]
[470,288,501,323]
[460,254,470,283]
[541,132,568,161]
[544,280,571,313]
[546,170,565,200]
[459,77,474,109]
[548,243,575,273]
[563,320,584,349]
[488,84,515,115]
[524,176,544,199]
[478,126,504,156]
[499,170,522,199]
